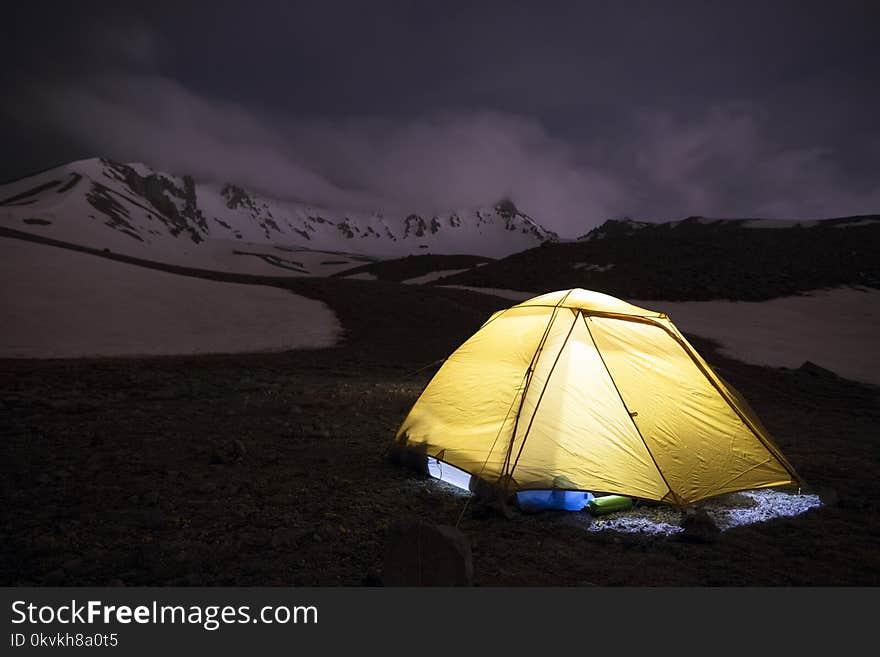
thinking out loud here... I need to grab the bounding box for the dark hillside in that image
[433,217,880,300]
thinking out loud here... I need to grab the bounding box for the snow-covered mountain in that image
[0,158,557,275]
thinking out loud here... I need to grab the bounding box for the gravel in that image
[572,489,822,536]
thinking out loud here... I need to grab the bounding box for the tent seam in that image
[583,311,801,486]
[508,311,580,477]
[582,313,681,505]
[514,303,661,318]
[663,324,803,486]
[501,289,574,478]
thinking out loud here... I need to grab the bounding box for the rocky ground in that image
[2,262,880,586]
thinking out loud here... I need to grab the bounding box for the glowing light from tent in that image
[583,489,822,536]
[427,457,472,491]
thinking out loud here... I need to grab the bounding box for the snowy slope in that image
[627,288,880,386]
[433,284,880,385]
[0,159,557,273]
[0,238,341,358]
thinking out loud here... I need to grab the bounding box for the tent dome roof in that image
[512,288,663,317]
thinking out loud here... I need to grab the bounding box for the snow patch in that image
[832,218,880,228]
[572,262,615,272]
[741,218,821,229]
[0,239,341,358]
[401,268,471,284]
[437,285,536,301]
[629,287,880,385]
[409,285,880,385]
[124,162,155,177]
[345,272,378,281]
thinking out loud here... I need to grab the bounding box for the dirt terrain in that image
[1,238,879,586]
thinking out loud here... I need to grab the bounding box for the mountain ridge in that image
[3,157,878,288]
[0,158,558,268]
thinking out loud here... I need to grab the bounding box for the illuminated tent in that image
[394,288,801,506]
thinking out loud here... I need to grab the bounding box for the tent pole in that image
[499,290,574,485]
[582,313,684,506]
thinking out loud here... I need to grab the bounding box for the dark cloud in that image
[624,106,880,219]
[21,69,626,229]
[3,2,878,235]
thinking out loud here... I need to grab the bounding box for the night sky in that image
[3,1,878,235]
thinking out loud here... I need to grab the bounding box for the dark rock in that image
[714,492,759,509]
[817,487,839,507]
[362,571,383,586]
[140,509,166,530]
[307,424,331,439]
[62,558,85,574]
[680,506,721,543]
[47,399,97,414]
[838,496,869,510]
[196,480,217,494]
[383,518,473,586]
[468,477,516,519]
[137,544,161,568]
[43,569,66,586]
[798,361,839,379]
[388,443,429,474]
[183,573,205,586]
[468,497,516,520]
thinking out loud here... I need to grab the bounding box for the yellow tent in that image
[394,288,801,506]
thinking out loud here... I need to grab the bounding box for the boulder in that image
[798,361,839,379]
[680,506,721,543]
[816,486,839,507]
[383,518,473,586]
